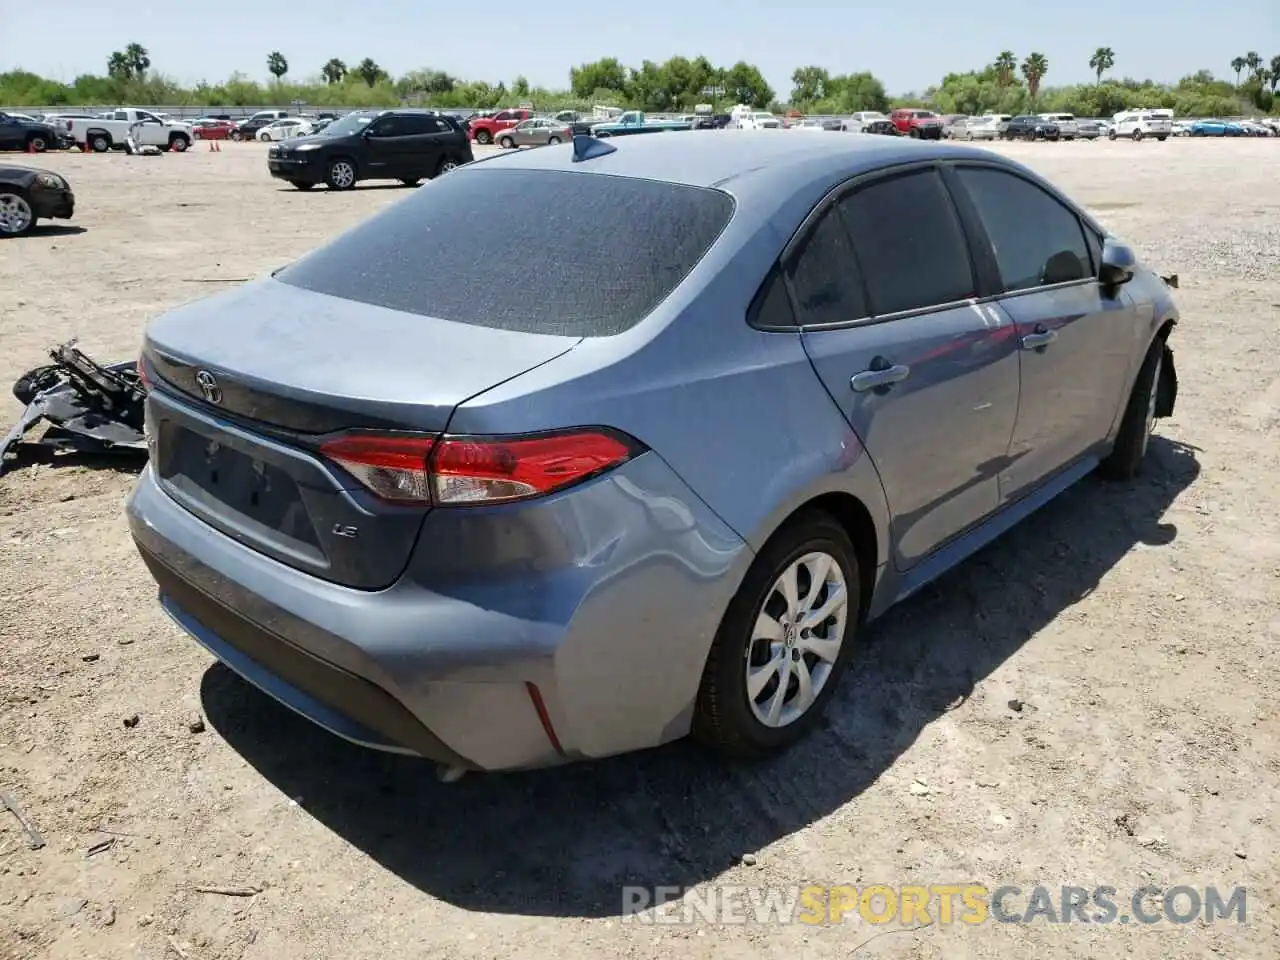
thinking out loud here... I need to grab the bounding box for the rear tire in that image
[547,135,561,145]
[474,129,492,145]
[26,134,48,152]
[230,130,243,142]
[1099,335,1167,481]
[1132,129,1144,142]
[693,511,861,759]
[90,132,112,153]
[168,134,190,152]
[908,127,920,138]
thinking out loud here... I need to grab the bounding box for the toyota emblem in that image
[194,369,223,404]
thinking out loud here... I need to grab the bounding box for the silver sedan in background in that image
[496,118,573,149]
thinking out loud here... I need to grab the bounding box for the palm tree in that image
[267,51,288,81]
[1270,55,1280,92]
[1230,56,1246,85]
[1021,52,1049,102]
[123,43,150,78]
[1089,46,1115,84]
[357,58,383,87]
[106,51,131,80]
[321,58,347,85]
[1244,51,1263,83]
[994,51,1017,87]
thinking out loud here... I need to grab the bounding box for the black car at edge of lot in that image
[0,164,75,237]
[0,112,61,153]
[1002,116,1061,141]
[267,109,475,191]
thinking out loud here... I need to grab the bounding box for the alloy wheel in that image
[1141,352,1163,458]
[745,551,849,728]
[0,193,34,235]
[330,161,356,189]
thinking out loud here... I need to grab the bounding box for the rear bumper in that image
[126,450,751,771]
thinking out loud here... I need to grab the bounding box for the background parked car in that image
[235,110,290,140]
[1002,115,1060,140]
[954,114,1008,140]
[191,119,240,141]
[496,118,573,148]
[1189,118,1244,137]
[1039,113,1080,140]
[0,111,59,152]
[889,108,943,139]
[258,118,314,141]
[840,111,891,133]
[266,109,473,191]
[468,109,534,144]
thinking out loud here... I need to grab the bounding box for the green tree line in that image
[1,44,1276,116]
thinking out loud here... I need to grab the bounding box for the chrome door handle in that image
[850,363,911,392]
[1020,328,1058,350]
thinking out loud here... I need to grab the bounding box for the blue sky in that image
[5,0,1276,96]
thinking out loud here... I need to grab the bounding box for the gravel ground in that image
[1,138,1278,960]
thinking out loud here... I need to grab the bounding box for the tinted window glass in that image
[368,116,407,136]
[276,169,734,337]
[400,115,443,135]
[955,167,1091,292]
[838,169,975,315]
[748,265,796,329]
[785,207,868,325]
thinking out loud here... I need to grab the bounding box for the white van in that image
[1039,112,1079,140]
[1110,109,1172,141]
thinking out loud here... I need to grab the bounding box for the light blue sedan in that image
[128,133,1181,774]
[1190,118,1244,136]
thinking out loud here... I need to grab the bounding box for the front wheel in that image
[90,133,112,152]
[1108,129,1118,141]
[0,189,36,237]
[497,136,514,149]
[908,127,920,138]
[260,132,272,142]
[1132,129,1144,142]
[693,511,860,759]
[326,159,357,190]
[1099,336,1168,481]
[435,157,458,177]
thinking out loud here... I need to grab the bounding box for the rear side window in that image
[837,169,975,315]
[276,169,734,337]
[784,207,868,326]
[953,166,1091,292]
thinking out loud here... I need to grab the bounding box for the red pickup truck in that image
[468,109,534,145]
[889,108,944,139]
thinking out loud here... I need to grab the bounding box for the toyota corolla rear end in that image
[126,158,748,773]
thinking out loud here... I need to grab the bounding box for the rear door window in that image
[837,168,975,315]
[276,169,734,337]
[783,207,868,326]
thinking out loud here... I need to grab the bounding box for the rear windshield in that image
[276,168,734,337]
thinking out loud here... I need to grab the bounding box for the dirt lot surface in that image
[2,138,1278,960]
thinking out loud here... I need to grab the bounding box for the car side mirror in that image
[1099,240,1136,287]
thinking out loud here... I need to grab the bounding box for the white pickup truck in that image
[66,108,194,153]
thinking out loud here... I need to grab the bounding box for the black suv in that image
[266,109,474,191]
[1002,115,1060,141]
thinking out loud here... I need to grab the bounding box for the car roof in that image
[455,131,1038,235]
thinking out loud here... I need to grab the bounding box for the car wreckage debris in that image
[0,340,147,476]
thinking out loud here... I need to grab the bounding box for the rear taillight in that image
[319,429,639,507]
[320,433,435,504]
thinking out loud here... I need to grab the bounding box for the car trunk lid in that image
[143,278,580,589]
